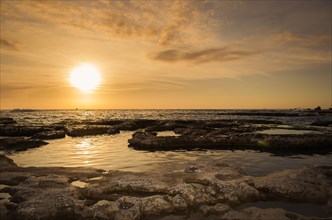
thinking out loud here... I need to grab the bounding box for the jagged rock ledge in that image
[0,155,331,219]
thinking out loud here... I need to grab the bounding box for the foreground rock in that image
[0,137,48,151]
[0,155,331,219]
[221,207,314,220]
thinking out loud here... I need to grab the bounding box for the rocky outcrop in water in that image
[0,125,54,137]
[0,155,331,219]
[65,125,120,137]
[1,118,331,154]
[0,117,16,125]
[32,130,66,140]
[311,120,332,127]
[0,137,48,151]
[128,130,332,154]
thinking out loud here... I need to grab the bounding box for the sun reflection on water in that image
[74,138,97,166]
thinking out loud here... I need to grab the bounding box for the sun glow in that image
[69,64,101,93]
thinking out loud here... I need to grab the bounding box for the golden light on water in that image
[69,64,101,93]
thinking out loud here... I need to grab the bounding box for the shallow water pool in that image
[6,131,332,176]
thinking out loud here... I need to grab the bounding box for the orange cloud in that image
[151,47,260,64]
[0,39,18,51]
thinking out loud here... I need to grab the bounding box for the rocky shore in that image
[1,115,332,219]
[0,155,331,219]
[1,117,331,155]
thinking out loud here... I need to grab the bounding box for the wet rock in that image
[82,119,124,126]
[84,200,119,219]
[314,106,321,111]
[311,120,332,126]
[170,194,187,211]
[0,125,53,137]
[14,188,78,220]
[0,137,48,151]
[0,155,18,169]
[221,207,310,220]
[218,111,303,117]
[32,130,65,140]
[145,120,195,132]
[140,195,172,216]
[65,125,119,137]
[115,202,141,220]
[200,203,230,216]
[0,117,16,125]
[22,175,70,188]
[128,132,192,150]
[128,131,332,154]
[114,120,158,131]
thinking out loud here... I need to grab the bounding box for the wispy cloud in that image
[150,47,260,64]
[0,39,18,51]
[0,0,221,47]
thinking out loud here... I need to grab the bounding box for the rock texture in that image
[221,207,313,220]
[0,155,331,219]
[32,130,66,140]
[65,125,119,137]
[128,131,332,153]
[0,137,48,151]
[1,118,331,154]
[0,117,16,125]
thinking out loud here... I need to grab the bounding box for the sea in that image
[1,109,332,176]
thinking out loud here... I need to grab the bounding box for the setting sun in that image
[69,64,101,93]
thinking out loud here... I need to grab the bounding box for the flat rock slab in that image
[65,125,120,137]
[222,207,313,220]
[0,137,48,151]
[0,125,56,137]
[0,155,331,219]
[128,131,332,154]
[0,118,16,125]
[32,130,66,140]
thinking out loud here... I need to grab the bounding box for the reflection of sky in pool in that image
[7,131,332,176]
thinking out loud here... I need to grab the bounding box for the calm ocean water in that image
[1,109,331,125]
[1,109,332,175]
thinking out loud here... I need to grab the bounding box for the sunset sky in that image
[1,0,331,109]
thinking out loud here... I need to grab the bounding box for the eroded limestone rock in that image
[221,207,312,220]
[0,155,331,219]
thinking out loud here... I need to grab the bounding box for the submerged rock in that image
[65,125,120,137]
[0,137,48,151]
[1,155,330,219]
